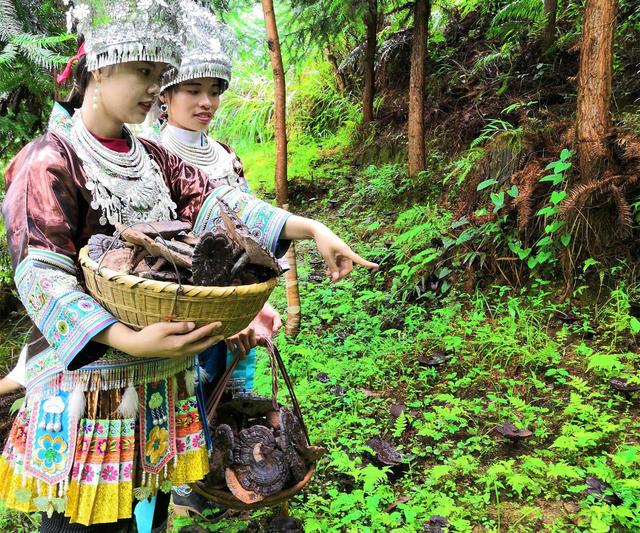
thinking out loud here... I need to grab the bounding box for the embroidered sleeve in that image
[2,139,118,370]
[193,185,291,257]
[15,250,117,369]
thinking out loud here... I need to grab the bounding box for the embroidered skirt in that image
[0,370,209,526]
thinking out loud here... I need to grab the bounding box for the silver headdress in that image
[160,0,236,93]
[63,0,186,71]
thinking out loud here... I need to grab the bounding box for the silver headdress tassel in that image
[63,0,186,71]
[160,0,236,93]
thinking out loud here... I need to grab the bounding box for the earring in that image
[93,85,99,110]
[160,103,168,113]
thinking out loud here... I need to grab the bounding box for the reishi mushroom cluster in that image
[87,201,281,286]
[203,399,325,504]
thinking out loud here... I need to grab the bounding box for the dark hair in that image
[66,35,90,109]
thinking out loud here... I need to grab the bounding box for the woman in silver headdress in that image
[146,3,278,407]
[1,1,376,531]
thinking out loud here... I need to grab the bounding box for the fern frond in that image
[0,43,18,66]
[492,0,544,27]
[0,0,22,40]
[610,184,633,238]
[12,34,68,69]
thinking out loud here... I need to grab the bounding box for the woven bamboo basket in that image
[78,246,278,336]
[192,339,324,510]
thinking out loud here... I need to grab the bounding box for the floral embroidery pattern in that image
[32,434,67,475]
[145,426,170,464]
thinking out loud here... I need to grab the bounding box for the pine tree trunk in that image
[576,0,618,184]
[324,48,347,94]
[362,0,377,128]
[542,0,557,52]
[408,0,430,179]
[261,0,301,338]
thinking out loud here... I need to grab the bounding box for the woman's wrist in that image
[281,216,326,241]
[93,322,142,356]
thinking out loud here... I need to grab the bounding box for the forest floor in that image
[1,142,640,533]
[2,144,640,532]
[168,144,640,532]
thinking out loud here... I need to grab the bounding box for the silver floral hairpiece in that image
[63,0,187,72]
[161,0,237,93]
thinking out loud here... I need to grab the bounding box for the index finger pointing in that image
[345,249,379,270]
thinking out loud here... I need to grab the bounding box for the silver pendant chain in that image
[161,127,242,186]
[71,112,177,226]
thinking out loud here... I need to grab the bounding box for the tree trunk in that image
[362,0,377,128]
[261,0,301,338]
[408,0,430,179]
[576,0,618,184]
[324,47,347,94]
[541,0,557,53]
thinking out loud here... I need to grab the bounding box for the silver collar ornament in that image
[161,0,236,92]
[71,112,177,226]
[161,125,243,188]
[63,0,188,72]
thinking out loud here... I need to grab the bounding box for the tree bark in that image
[261,0,301,337]
[542,0,557,53]
[576,0,618,184]
[324,47,347,94]
[408,0,430,179]
[362,0,377,128]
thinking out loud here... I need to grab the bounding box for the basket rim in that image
[78,245,278,296]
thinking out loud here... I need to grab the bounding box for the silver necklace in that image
[72,112,177,226]
[161,126,243,187]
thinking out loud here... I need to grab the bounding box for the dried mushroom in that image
[88,217,281,286]
[234,447,288,497]
[128,220,192,239]
[205,424,235,489]
[88,234,124,261]
[609,378,640,393]
[365,436,407,467]
[115,224,192,269]
[217,198,282,275]
[495,422,533,440]
[208,398,322,503]
[192,231,238,286]
[100,248,135,272]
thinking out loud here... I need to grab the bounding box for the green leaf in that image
[33,496,50,513]
[366,221,381,230]
[535,251,552,264]
[477,178,498,191]
[437,267,452,279]
[550,190,567,205]
[545,220,563,234]
[539,173,564,185]
[545,161,572,173]
[527,256,538,269]
[51,497,67,514]
[630,317,640,335]
[560,233,571,247]
[9,396,24,415]
[560,148,573,161]
[506,185,519,198]
[490,191,505,210]
[583,258,600,272]
[536,236,553,248]
[536,205,558,217]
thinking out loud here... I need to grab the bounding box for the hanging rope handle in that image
[93,222,184,319]
[205,339,310,445]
